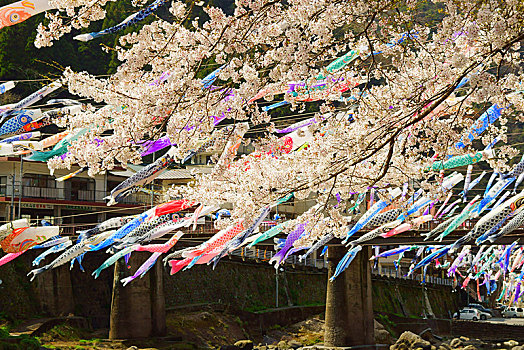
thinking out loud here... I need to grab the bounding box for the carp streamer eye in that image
[9,12,20,23]
[511,197,524,211]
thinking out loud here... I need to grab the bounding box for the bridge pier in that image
[35,263,75,316]
[324,245,374,347]
[151,257,166,336]
[109,252,166,339]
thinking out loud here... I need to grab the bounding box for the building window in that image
[71,178,95,191]
[22,174,56,188]
[0,176,6,195]
[67,177,95,201]
[107,180,121,192]
[42,216,55,225]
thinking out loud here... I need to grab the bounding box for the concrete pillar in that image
[56,179,65,201]
[95,177,105,202]
[324,245,374,347]
[109,252,166,339]
[55,206,62,226]
[110,253,153,339]
[35,264,74,316]
[324,246,349,346]
[150,259,166,336]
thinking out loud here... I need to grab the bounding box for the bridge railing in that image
[0,182,154,205]
[230,247,453,286]
[372,266,453,286]
[230,246,329,269]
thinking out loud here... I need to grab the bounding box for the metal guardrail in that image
[230,246,329,269]
[229,247,453,286]
[56,225,454,285]
[372,266,453,286]
[0,183,152,205]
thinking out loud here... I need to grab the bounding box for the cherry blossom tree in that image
[36,0,524,242]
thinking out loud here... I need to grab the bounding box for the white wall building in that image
[0,156,150,232]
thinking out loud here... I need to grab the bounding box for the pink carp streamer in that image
[0,251,25,267]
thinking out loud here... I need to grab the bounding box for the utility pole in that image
[150,180,155,207]
[9,174,14,221]
[275,268,279,308]
[18,156,23,219]
[150,153,155,208]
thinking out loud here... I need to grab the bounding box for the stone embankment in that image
[220,324,524,350]
[218,317,391,350]
[390,331,524,350]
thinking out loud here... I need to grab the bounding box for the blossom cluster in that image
[37,0,524,244]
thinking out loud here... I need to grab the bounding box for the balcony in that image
[0,183,152,205]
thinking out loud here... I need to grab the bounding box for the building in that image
[0,156,151,233]
[0,141,321,236]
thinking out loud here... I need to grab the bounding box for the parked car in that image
[504,306,524,318]
[503,307,518,318]
[476,310,492,320]
[495,304,507,312]
[495,303,505,311]
[468,303,494,316]
[453,308,482,321]
[517,307,524,317]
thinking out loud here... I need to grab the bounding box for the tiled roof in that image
[110,166,213,180]
[156,169,193,180]
[109,169,136,177]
